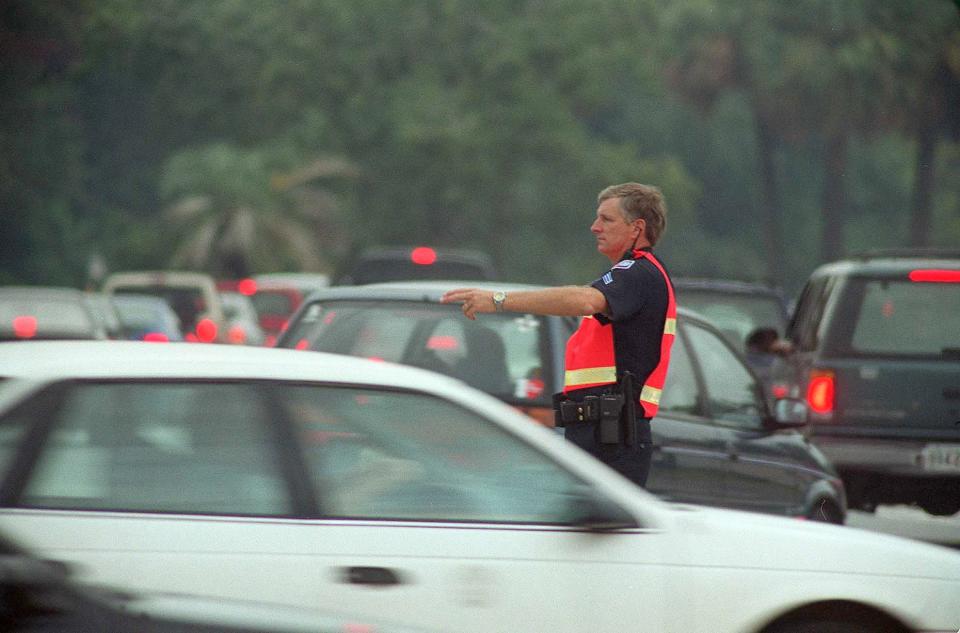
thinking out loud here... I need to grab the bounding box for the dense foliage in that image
[2,0,958,296]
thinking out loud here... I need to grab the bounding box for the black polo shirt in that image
[580,248,671,394]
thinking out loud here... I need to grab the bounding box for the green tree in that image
[160,143,358,277]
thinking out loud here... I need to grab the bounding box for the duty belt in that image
[553,371,638,447]
[553,393,624,426]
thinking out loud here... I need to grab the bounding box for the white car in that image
[0,341,956,633]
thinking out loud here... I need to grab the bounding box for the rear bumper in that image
[809,434,960,479]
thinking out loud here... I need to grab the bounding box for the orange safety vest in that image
[562,249,677,418]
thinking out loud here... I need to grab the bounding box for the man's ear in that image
[634,218,646,237]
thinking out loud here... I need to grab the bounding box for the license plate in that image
[920,443,960,472]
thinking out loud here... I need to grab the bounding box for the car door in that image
[0,378,672,633]
[648,328,733,506]
[683,322,809,515]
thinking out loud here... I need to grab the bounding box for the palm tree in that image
[160,143,359,277]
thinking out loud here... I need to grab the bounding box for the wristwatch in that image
[492,290,507,312]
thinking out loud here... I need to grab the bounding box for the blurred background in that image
[2,0,958,297]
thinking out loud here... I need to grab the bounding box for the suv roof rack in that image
[850,248,960,260]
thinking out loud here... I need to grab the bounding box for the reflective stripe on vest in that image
[562,250,677,418]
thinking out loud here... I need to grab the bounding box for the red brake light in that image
[195,318,218,343]
[238,278,258,295]
[228,325,246,344]
[908,269,960,283]
[806,370,835,415]
[12,315,37,339]
[142,332,169,343]
[295,339,309,350]
[410,247,437,265]
[427,335,459,350]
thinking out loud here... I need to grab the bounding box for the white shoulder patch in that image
[612,260,635,270]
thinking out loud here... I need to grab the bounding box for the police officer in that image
[441,182,676,487]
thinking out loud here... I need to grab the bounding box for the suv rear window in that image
[828,278,960,358]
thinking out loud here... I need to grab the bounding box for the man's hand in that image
[441,288,493,320]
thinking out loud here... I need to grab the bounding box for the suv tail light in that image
[410,247,437,265]
[806,369,835,415]
[908,269,960,282]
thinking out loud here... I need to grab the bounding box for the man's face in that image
[591,197,642,261]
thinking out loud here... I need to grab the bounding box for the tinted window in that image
[250,291,296,316]
[835,278,960,357]
[114,286,207,332]
[659,332,701,416]
[685,323,763,428]
[20,383,292,515]
[788,276,833,352]
[283,385,584,523]
[285,301,550,402]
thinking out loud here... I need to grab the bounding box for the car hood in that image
[666,503,960,581]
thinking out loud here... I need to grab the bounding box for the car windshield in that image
[674,290,787,351]
[832,278,960,358]
[284,300,549,403]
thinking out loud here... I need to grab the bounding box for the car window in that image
[282,385,586,523]
[286,301,549,402]
[684,323,763,429]
[658,331,701,416]
[250,291,296,316]
[835,278,960,357]
[113,286,208,333]
[19,382,292,515]
[676,291,786,350]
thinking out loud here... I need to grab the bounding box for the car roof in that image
[296,280,711,323]
[0,286,88,300]
[671,277,785,297]
[0,340,479,390]
[303,280,552,302]
[812,252,960,278]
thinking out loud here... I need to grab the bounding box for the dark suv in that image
[786,249,960,516]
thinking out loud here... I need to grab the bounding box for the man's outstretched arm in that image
[441,286,607,320]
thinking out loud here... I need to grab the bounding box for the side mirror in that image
[566,487,639,531]
[770,397,809,428]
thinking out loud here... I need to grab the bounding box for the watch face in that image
[494,291,506,301]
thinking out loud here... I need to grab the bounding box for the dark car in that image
[110,294,185,342]
[671,278,791,349]
[278,281,846,522]
[672,278,796,399]
[334,247,497,285]
[785,249,960,516]
[279,281,567,426]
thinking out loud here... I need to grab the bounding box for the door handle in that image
[339,566,405,586]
